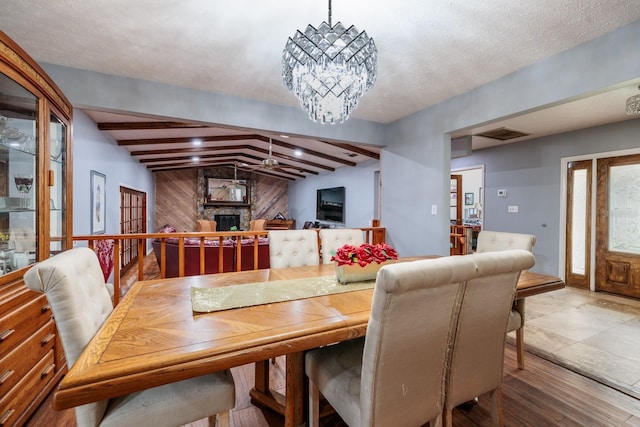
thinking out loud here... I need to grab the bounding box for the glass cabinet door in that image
[0,71,37,275]
[49,112,67,256]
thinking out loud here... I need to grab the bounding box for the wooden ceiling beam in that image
[98,121,209,131]
[117,134,262,146]
[256,135,357,167]
[320,140,380,160]
[141,154,315,178]
[132,146,333,172]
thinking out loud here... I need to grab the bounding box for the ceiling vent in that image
[474,127,529,141]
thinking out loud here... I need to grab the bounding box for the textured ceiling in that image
[0,1,639,174]
[2,0,640,124]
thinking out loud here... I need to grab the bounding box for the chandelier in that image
[282,0,377,124]
[626,86,640,115]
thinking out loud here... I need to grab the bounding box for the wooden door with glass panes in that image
[565,160,592,289]
[120,186,146,273]
[595,154,640,298]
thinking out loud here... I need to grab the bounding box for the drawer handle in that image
[0,329,15,342]
[41,363,55,379]
[41,333,55,346]
[0,408,15,426]
[0,370,14,385]
[41,304,51,313]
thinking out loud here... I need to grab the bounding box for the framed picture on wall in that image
[91,170,106,234]
[464,192,474,205]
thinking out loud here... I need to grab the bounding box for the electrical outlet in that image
[508,205,519,213]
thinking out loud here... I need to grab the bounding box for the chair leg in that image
[430,413,443,427]
[516,327,525,370]
[308,379,320,427]
[443,408,453,427]
[489,387,504,427]
[207,411,230,427]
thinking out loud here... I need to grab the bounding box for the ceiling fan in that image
[261,135,279,169]
[239,135,299,175]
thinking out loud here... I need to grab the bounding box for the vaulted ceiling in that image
[84,110,380,180]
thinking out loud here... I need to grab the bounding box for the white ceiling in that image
[1,1,639,169]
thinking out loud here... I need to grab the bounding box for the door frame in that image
[559,147,640,290]
[451,164,485,224]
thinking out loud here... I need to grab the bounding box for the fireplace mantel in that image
[204,202,251,208]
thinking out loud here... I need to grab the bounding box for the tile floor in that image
[515,286,640,399]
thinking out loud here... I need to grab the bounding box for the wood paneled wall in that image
[155,169,197,232]
[155,168,289,231]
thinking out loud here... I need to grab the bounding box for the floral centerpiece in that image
[332,243,398,284]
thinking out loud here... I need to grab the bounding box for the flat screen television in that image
[316,186,345,223]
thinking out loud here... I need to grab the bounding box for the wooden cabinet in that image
[265,219,296,230]
[0,29,72,426]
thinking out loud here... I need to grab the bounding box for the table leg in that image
[285,352,305,427]
[254,360,270,393]
[249,355,306,427]
[250,360,285,415]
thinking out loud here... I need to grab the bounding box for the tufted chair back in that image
[476,230,536,254]
[268,229,319,268]
[444,249,535,426]
[318,228,365,264]
[24,247,113,425]
[196,219,217,232]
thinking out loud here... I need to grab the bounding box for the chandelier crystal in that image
[282,0,377,124]
[626,86,640,115]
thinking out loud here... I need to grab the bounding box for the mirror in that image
[206,178,249,204]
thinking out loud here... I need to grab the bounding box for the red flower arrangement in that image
[331,243,398,267]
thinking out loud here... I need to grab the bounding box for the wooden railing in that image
[73,227,386,306]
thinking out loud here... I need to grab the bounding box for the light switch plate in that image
[498,189,507,197]
[431,204,437,215]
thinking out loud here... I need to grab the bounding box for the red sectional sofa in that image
[151,237,235,277]
[151,226,270,277]
[235,237,270,271]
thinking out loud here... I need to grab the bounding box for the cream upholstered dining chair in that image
[268,229,319,268]
[444,249,535,427]
[475,230,536,370]
[305,256,478,427]
[318,228,364,264]
[196,219,217,232]
[23,247,236,427]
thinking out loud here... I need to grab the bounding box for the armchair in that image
[196,219,217,232]
[249,219,267,231]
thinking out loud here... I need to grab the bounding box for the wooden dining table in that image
[53,258,564,427]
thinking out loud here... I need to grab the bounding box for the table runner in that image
[191,275,375,313]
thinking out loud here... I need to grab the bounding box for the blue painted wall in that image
[452,119,640,275]
[72,110,155,248]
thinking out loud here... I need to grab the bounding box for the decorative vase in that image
[335,260,392,284]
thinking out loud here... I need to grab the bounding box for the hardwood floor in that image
[24,254,640,426]
[25,342,640,426]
